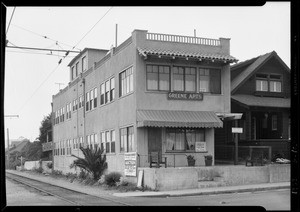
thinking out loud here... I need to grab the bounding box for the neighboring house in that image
[6,137,30,153]
[215,51,290,163]
[52,29,238,177]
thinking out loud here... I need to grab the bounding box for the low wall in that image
[140,164,290,191]
[23,160,52,173]
[139,167,198,191]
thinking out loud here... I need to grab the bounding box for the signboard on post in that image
[195,141,206,152]
[232,127,243,133]
[124,152,137,177]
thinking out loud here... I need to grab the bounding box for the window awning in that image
[137,110,223,128]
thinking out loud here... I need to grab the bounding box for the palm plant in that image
[70,147,107,180]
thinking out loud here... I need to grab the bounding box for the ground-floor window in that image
[166,128,205,152]
[120,126,134,152]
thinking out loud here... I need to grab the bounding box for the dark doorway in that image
[148,127,162,154]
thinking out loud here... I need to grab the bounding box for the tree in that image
[70,147,108,180]
[21,141,42,161]
[38,113,52,144]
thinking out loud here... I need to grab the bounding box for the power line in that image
[6,45,80,53]
[6,7,16,35]
[6,50,73,57]
[72,7,113,50]
[11,23,81,51]
[16,63,62,114]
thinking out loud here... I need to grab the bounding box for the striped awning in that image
[137,47,238,63]
[137,110,223,128]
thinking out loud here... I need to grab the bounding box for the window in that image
[71,66,74,80]
[87,135,90,149]
[94,134,98,149]
[166,128,205,152]
[68,103,72,118]
[94,88,97,108]
[90,89,94,110]
[199,69,210,92]
[105,131,110,153]
[110,78,115,101]
[272,114,278,131]
[105,80,110,104]
[111,130,115,153]
[101,132,105,151]
[173,66,184,91]
[146,65,170,91]
[120,126,134,152]
[66,104,69,119]
[79,137,83,148]
[90,134,94,149]
[256,74,282,92]
[100,83,105,105]
[75,62,79,77]
[173,66,196,92]
[120,66,133,97]
[82,56,87,72]
[79,96,82,108]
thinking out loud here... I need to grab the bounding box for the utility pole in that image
[5,114,19,169]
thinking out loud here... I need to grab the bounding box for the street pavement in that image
[5,169,290,199]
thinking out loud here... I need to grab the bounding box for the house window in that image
[94,88,97,108]
[71,66,74,80]
[210,69,221,94]
[272,114,278,131]
[120,66,133,97]
[173,66,196,92]
[79,96,82,108]
[75,62,79,77]
[146,65,170,91]
[111,130,115,153]
[101,132,105,151]
[105,80,110,104]
[90,89,94,110]
[120,126,134,152]
[166,128,205,152]
[100,83,105,105]
[79,137,83,148]
[105,131,110,153]
[68,103,72,118]
[173,66,184,91]
[199,69,210,92]
[94,134,98,149]
[82,56,87,72]
[256,74,282,92]
[110,78,115,101]
[90,134,94,150]
[66,104,69,119]
[270,75,282,92]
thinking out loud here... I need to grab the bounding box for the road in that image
[5,176,290,210]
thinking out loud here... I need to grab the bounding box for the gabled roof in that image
[137,47,238,63]
[231,51,290,94]
[6,140,30,154]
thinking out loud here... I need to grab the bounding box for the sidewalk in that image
[6,169,290,199]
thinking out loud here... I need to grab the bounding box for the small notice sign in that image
[124,152,137,177]
[232,127,243,133]
[195,141,206,152]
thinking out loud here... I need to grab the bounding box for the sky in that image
[4,3,291,145]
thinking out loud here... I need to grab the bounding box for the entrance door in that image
[148,128,162,155]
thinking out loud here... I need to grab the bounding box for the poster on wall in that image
[195,141,206,152]
[124,152,137,177]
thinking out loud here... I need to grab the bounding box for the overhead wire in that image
[13,7,114,113]
[6,7,16,35]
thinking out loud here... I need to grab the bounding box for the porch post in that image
[234,120,239,165]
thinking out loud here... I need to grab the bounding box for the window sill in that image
[119,91,134,100]
[99,99,115,108]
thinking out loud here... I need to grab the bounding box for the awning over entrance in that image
[137,110,223,128]
[231,94,290,108]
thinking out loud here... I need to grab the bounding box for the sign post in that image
[232,123,243,165]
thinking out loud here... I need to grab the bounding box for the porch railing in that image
[146,32,221,46]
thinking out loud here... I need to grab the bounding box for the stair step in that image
[198,181,225,188]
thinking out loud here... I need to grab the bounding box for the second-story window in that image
[256,74,282,93]
[256,74,268,92]
[105,80,110,104]
[82,56,87,72]
[199,68,221,94]
[71,66,75,80]
[79,96,82,108]
[110,78,115,101]
[173,66,196,92]
[100,83,105,105]
[94,88,97,108]
[120,66,133,97]
[66,104,69,119]
[86,92,90,111]
[68,103,72,118]
[146,65,170,91]
[269,75,282,92]
[75,62,79,77]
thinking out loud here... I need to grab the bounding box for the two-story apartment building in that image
[215,51,290,163]
[52,29,238,177]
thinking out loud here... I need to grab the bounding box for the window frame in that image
[120,126,134,153]
[255,73,283,93]
[119,66,134,97]
[146,64,171,91]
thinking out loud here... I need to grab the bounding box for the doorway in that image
[148,127,162,155]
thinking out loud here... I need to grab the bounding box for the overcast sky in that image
[4,3,290,144]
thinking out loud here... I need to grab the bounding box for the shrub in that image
[51,170,63,177]
[33,166,43,173]
[47,162,53,169]
[77,169,89,181]
[66,172,77,183]
[104,172,122,187]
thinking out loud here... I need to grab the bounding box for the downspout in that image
[82,78,86,148]
[51,102,54,171]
